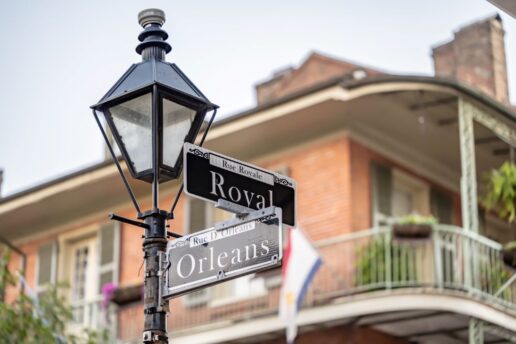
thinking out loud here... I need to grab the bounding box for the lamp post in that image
[91,9,217,344]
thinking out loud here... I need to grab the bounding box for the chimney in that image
[432,14,509,104]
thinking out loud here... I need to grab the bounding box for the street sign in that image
[183,143,296,226]
[162,207,283,299]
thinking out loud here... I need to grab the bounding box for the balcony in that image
[315,224,515,305]
[70,296,117,341]
[164,225,515,341]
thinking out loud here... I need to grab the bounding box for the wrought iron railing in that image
[311,225,515,306]
[70,297,117,340]
[117,225,515,339]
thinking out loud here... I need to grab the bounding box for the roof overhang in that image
[170,290,516,344]
[1,75,514,241]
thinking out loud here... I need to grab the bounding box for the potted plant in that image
[483,161,516,222]
[502,241,516,270]
[392,214,437,240]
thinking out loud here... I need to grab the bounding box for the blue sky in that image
[0,0,514,196]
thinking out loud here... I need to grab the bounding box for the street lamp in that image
[91,8,217,344]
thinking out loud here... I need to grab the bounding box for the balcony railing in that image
[70,297,117,340]
[313,225,515,305]
[163,225,515,333]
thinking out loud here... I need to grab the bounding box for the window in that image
[371,162,452,226]
[391,169,430,218]
[58,223,119,332]
[69,237,97,325]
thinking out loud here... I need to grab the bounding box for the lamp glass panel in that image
[162,99,196,167]
[109,93,152,173]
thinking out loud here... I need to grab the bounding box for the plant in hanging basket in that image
[483,161,516,223]
[502,241,516,269]
[392,214,437,240]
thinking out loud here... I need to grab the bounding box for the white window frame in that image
[56,222,119,333]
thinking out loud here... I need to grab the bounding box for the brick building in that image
[1,14,516,344]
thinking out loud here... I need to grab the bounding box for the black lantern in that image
[91,9,216,183]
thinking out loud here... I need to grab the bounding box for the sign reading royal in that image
[183,143,296,226]
[162,207,282,299]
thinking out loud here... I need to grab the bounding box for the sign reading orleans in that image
[162,207,282,298]
[183,143,296,226]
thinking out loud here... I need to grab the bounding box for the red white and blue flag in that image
[279,228,322,344]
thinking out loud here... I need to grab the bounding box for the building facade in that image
[1,14,515,344]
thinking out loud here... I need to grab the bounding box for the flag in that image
[16,271,38,303]
[279,228,322,344]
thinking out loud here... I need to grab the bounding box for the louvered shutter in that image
[189,198,207,233]
[430,188,453,224]
[98,222,120,294]
[36,241,58,294]
[371,162,392,225]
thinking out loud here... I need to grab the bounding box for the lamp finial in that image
[136,8,171,60]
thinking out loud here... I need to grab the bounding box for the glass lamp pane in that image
[162,99,196,167]
[109,93,152,173]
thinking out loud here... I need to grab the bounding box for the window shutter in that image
[37,241,57,292]
[371,162,392,223]
[430,188,453,224]
[189,198,207,233]
[98,222,120,294]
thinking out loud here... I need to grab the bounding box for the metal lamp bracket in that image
[158,251,170,311]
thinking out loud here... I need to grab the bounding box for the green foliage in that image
[483,161,516,222]
[0,249,109,344]
[355,238,513,300]
[356,239,417,287]
[398,214,437,225]
[356,239,386,286]
[0,250,15,301]
[479,261,512,301]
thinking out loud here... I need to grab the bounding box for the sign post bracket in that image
[214,204,278,231]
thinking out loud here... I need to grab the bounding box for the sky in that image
[0,0,514,196]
